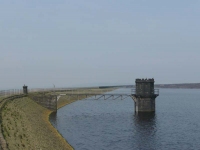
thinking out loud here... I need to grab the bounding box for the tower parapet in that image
[135,78,158,98]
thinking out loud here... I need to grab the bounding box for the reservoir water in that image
[50,88,200,150]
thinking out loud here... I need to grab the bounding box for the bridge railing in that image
[0,89,23,98]
[0,88,49,98]
[56,88,133,95]
[0,88,140,98]
[57,89,112,95]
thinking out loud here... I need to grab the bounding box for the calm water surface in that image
[50,88,200,150]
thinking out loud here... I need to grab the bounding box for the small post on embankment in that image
[132,78,159,112]
[23,85,28,95]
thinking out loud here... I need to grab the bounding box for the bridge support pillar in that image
[132,78,159,112]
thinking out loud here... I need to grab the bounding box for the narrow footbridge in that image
[58,89,159,101]
[60,93,131,100]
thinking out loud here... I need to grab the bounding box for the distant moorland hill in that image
[155,83,200,89]
[100,83,200,89]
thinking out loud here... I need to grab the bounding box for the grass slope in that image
[1,88,115,150]
[1,97,73,150]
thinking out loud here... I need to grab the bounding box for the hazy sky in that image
[1,0,200,89]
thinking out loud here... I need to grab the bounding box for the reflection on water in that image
[49,112,57,126]
[50,111,157,150]
[50,89,200,150]
[134,112,157,150]
[135,112,155,121]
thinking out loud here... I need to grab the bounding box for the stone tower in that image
[132,78,159,112]
[23,85,28,94]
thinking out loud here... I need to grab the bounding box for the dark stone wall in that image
[135,78,154,97]
[133,78,157,112]
[134,98,155,112]
[23,85,28,94]
[29,95,57,112]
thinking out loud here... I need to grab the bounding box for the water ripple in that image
[50,89,200,150]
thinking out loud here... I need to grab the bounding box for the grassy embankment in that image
[0,97,7,150]
[0,88,114,150]
[1,96,73,150]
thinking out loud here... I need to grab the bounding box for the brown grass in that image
[1,97,73,150]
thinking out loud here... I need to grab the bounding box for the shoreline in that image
[0,88,115,150]
[46,109,74,150]
[48,98,80,150]
[0,96,74,150]
[48,88,116,149]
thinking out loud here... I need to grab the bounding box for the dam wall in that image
[28,95,57,112]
